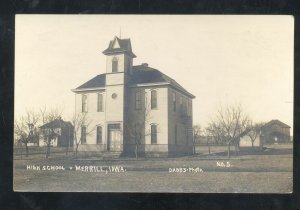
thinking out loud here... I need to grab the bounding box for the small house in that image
[39,118,74,147]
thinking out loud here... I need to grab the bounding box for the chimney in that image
[141,63,148,67]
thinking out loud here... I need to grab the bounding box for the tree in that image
[14,111,39,157]
[209,103,250,158]
[72,112,94,160]
[39,107,62,158]
[192,124,202,154]
[124,97,152,160]
[247,121,264,148]
[203,127,214,154]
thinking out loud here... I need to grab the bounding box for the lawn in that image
[13,144,293,193]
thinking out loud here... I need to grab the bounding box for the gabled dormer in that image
[103,36,136,74]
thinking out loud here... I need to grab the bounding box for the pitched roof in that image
[40,118,72,129]
[103,36,136,58]
[73,65,195,98]
[130,65,195,98]
[76,74,106,89]
[263,120,290,128]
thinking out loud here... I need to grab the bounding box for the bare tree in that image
[125,98,152,160]
[72,112,94,160]
[247,121,264,148]
[209,103,250,159]
[203,127,213,154]
[192,124,202,154]
[39,107,63,158]
[14,111,39,157]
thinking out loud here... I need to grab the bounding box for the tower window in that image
[151,124,157,144]
[82,95,87,113]
[96,126,102,144]
[151,90,157,109]
[112,57,118,72]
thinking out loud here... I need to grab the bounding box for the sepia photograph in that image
[13,15,293,192]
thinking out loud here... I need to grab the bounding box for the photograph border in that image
[0,0,299,209]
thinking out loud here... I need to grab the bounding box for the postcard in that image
[14,15,293,192]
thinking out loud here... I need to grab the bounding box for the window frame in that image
[151,89,157,109]
[82,94,88,113]
[180,96,183,113]
[112,57,118,73]
[175,124,177,145]
[135,90,141,110]
[134,123,141,144]
[97,93,103,112]
[81,126,86,144]
[151,124,157,144]
[172,92,176,112]
[96,126,102,144]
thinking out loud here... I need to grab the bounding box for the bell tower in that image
[102,36,136,152]
[103,36,136,76]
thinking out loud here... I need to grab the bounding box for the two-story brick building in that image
[72,36,195,157]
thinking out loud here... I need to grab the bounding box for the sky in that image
[15,15,294,131]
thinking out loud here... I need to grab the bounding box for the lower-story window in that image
[175,125,177,145]
[96,126,102,144]
[81,126,86,144]
[151,124,157,144]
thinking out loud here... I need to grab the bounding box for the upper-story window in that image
[151,90,157,109]
[151,124,157,144]
[97,93,103,112]
[112,57,118,72]
[183,98,188,115]
[82,95,87,112]
[127,60,131,72]
[96,126,102,144]
[172,92,176,112]
[188,100,191,116]
[81,126,86,144]
[180,96,183,113]
[135,91,141,110]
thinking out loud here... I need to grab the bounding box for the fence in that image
[13,146,74,159]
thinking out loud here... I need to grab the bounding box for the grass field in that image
[13,144,293,193]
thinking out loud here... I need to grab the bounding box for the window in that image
[96,126,102,144]
[175,125,177,145]
[172,92,176,112]
[134,123,140,143]
[81,126,86,144]
[135,91,141,110]
[127,60,131,72]
[151,90,157,109]
[112,57,118,72]
[184,99,187,115]
[188,100,192,116]
[180,96,183,113]
[82,95,87,112]
[151,124,157,144]
[108,124,121,130]
[186,128,189,145]
[97,93,103,112]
